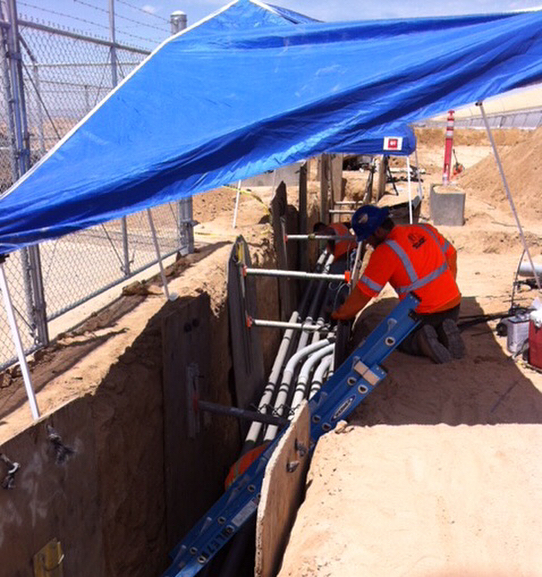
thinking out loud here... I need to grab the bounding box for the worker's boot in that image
[416,325,453,364]
[437,318,466,359]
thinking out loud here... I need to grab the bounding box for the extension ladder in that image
[163,293,420,577]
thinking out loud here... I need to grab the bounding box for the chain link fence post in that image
[5,0,48,347]
[171,11,194,256]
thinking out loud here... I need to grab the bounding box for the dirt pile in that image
[459,127,542,220]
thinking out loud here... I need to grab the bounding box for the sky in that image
[13,0,542,52]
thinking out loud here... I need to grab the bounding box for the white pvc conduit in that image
[243,251,330,445]
[263,338,331,441]
[309,353,334,397]
[291,343,335,412]
[244,309,299,444]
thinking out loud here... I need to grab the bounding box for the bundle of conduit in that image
[214,249,353,577]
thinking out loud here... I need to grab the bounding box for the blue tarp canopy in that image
[2,4,542,255]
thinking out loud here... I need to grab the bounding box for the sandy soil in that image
[279,127,542,576]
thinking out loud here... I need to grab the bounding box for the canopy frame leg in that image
[232,180,242,229]
[0,256,40,420]
[406,156,413,224]
[477,101,541,293]
[146,208,171,300]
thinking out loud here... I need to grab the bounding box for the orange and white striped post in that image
[442,109,455,185]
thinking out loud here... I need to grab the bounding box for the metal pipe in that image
[333,200,358,205]
[245,267,344,282]
[309,353,333,397]
[263,338,331,442]
[291,343,335,411]
[232,180,241,229]
[250,318,331,332]
[329,209,356,215]
[197,400,289,427]
[477,101,542,293]
[285,234,355,242]
[407,156,413,224]
[146,208,172,300]
[518,261,542,277]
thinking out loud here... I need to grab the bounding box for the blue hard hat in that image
[351,205,390,241]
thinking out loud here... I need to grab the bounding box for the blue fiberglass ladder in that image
[163,293,420,577]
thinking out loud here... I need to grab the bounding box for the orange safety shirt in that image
[328,223,357,260]
[357,223,461,314]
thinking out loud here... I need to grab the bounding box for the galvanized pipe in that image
[250,318,331,332]
[285,234,355,242]
[328,209,356,215]
[245,267,344,282]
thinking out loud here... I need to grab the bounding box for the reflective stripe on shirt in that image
[384,235,449,295]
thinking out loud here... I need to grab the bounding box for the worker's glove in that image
[331,286,370,321]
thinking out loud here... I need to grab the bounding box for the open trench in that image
[0,186,338,577]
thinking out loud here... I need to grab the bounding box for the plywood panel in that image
[255,401,310,577]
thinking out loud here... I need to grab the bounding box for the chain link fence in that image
[0,6,189,370]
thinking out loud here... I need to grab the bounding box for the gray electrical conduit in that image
[291,343,335,412]
[309,353,334,397]
[263,338,332,441]
[243,250,329,447]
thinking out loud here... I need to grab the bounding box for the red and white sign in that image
[383,136,403,151]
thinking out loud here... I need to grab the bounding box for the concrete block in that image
[430,184,465,226]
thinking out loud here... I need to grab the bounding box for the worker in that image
[332,205,465,363]
[312,221,357,267]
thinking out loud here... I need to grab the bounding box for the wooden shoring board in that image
[255,401,310,577]
[227,236,265,412]
[161,292,212,548]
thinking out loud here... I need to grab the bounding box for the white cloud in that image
[142,4,158,14]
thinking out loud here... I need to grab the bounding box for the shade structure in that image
[2,5,542,254]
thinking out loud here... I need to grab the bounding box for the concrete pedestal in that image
[430,184,465,226]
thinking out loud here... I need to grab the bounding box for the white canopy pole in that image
[0,257,40,420]
[406,156,413,224]
[146,208,172,300]
[477,101,541,293]
[232,180,242,228]
[414,147,423,199]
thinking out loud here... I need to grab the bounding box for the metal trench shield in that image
[227,236,265,414]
